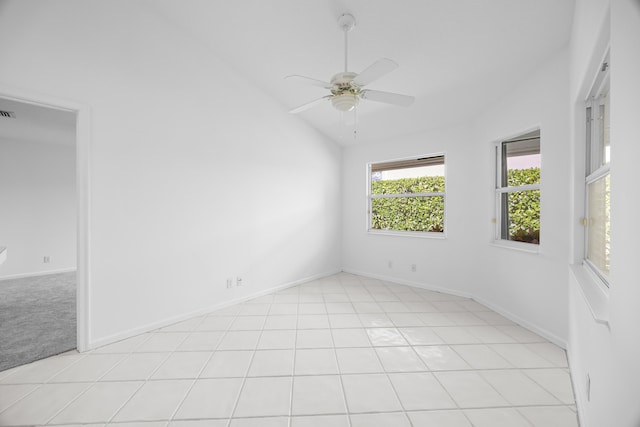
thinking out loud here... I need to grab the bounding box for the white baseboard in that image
[342,268,474,299]
[566,343,587,427]
[0,268,76,281]
[471,294,567,349]
[88,269,342,350]
[342,268,568,349]
[88,266,567,351]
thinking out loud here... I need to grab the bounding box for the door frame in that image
[0,84,91,352]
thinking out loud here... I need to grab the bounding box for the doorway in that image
[0,92,89,371]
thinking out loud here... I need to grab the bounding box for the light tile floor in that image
[0,273,579,426]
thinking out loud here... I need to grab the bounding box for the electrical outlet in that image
[43,256,50,264]
[388,261,393,269]
[236,277,243,286]
[411,264,416,272]
[226,278,233,289]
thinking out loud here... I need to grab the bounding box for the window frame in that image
[366,153,447,239]
[493,130,541,251]
[583,52,610,287]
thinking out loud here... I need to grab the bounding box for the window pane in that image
[371,196,444,232]
[496,131,541,245]
[505,190,540,244]
[505,139,540,187]
[600,93,610,165]
[370,155,446,234]
[587,174,610,275]
[586,106,592,173]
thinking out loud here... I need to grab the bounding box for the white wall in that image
[0,0,341,347]
[342,124,477,296]
[568,0,640,425]
[342,49,571,345]
[0,138,76,279]
[469,49,571,345]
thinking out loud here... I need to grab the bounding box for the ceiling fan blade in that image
[352,58,399,87]
[289,95,332,114]
[285,75,333,89]
[361,89,415,107]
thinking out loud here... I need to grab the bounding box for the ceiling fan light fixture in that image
[331,93,359,111]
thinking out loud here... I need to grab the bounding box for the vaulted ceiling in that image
[147,0,575,145]
[0,1,575,147]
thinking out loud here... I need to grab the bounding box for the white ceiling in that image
[0,2,574,147]
[0,98,76,146]
[147,0,575,145]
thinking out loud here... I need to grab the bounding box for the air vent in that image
[0,110,16,119]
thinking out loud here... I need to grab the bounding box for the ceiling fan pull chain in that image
[353,107,358,139]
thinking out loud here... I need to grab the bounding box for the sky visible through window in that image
[372,164,444,181]
[508,154,540,170]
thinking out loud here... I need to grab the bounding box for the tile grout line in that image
[385,280,440,427]
[79,366,577,380]
[514,408,538,427]
[524,342,570,367]
[6,334,153,425]
[0,350,91,419]
[225,296,280,424]
[447,342,514,371]
[161,312,220,424]
[110,303,251,425]
[43,334,160,425]
[326,277,353,427]
[392,280,508,427]
[0,273,577,426]
[520,368,575,406]
[104,314,208,425]
[429,366,479,427]
[366,277,422,427]
[43,332,166,425]
[286,288,300,427]
[167,306,254,425]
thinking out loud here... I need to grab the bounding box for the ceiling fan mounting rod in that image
[344,28,348,72]
[337,13,356,73]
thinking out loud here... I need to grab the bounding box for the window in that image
[495,130,541,245]
[584,54,610,284]
[368,154,445,235]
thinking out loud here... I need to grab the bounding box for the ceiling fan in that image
[286,13,415,114]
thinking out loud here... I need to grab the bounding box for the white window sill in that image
[570,263,610,325]
[368,229,446,239]
[490,240,540,254]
